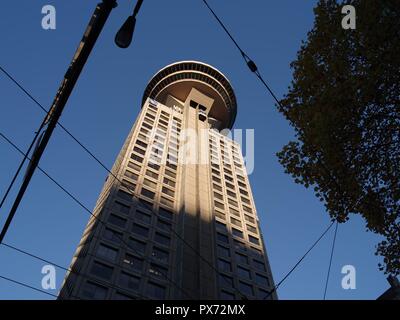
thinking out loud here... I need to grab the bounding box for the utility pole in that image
[0,0,118,243]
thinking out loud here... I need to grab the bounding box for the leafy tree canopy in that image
[277,0,400,275]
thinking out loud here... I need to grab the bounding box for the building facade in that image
[58,61,277,300]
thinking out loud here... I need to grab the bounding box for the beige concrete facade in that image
[58,61,277,300]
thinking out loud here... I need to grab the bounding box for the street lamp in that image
[115,0,144,48]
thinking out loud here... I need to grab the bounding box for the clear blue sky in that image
[0,0,389,299]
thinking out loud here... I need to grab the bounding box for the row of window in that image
[216,217,258,239]
[81,278,166,299]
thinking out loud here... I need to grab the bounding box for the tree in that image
[277,0,400,275]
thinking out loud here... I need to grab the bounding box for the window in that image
[219,274,234,288]
[130,153,143,163]
[215,221,227,231]
[218,259,231,272]
[82,281,107,299]
[234,240,246,252]
[250,247,263,257]
[142,122,153,130]
[148,162,160,171]
[241,197,251,205]
[121,179,136,191]
[151,247,169,264]
[146,282,166,299]
[103,228,122,244]
[212,176,221,184]
[125,170,139,181]
[136,140,148,148]
[162,187,174,197]
[123,254,143,272]
[253,260,266,272]
[158,207,173,220]
[229,207,240,217]
[228,198,238,207]
[160,197,174,208]
[255,274,270,287]
[117,190,132,202]
[149,263,168,279]
[226,182,235,190]
[144,117,154,125]
[135,210,151,224]
[164,169,175,178]
[138,198,153,211]
[242,205,253,214]
[154,232,171,246]
[141,188,155,200]
[114,201,130,215]
[227,190,236,198]
[216,233,229,244]
[133,146,146,156]
[190,100,198,108]
[108,214,127,228]
[239,189,249,196]
[249,235,260,245]
[217,245,230,258]
[159,119,169,127]
[235,252,248,265]
[143,178,157,190]
[232,228,244,238]
[214,192,224,201]
[224,175,234,182]
[215,210,225,220]
[213,184,222,192]
[97,244,118,262]
[238,281,253,297]
[244,215,255,224]
[90,261,113,280]
[157,219,171,232]
[132,223,149,237]
[129,238,146,254]
[237,266,251,280]
[246,225,257,234]
[230,217,242,227]
[146,170,159,179]
[214,201,224,210]
[258,288,271,300]
[127,161,141,172]
[119,272,140,291]
[163,177,175,188]
[220,290,235,300]
[238,181,247,189]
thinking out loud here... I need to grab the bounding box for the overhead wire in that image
[0,131,193,300]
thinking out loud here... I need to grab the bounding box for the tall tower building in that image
[59,61,277,300]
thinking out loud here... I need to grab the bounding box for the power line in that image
[0,65,114,178]
[323,221,339,300]
[0,67,246,300]
[0,274,58,298]
[0,241,150,300]
[263,221,336,299]
[201,0,343,300]
[200,0,284,109]
[0,131,194,300]
[0,67,50,210]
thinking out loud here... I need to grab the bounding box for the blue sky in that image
[0,0,389,299]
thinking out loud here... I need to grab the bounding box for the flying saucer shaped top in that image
[141,61,237,129]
